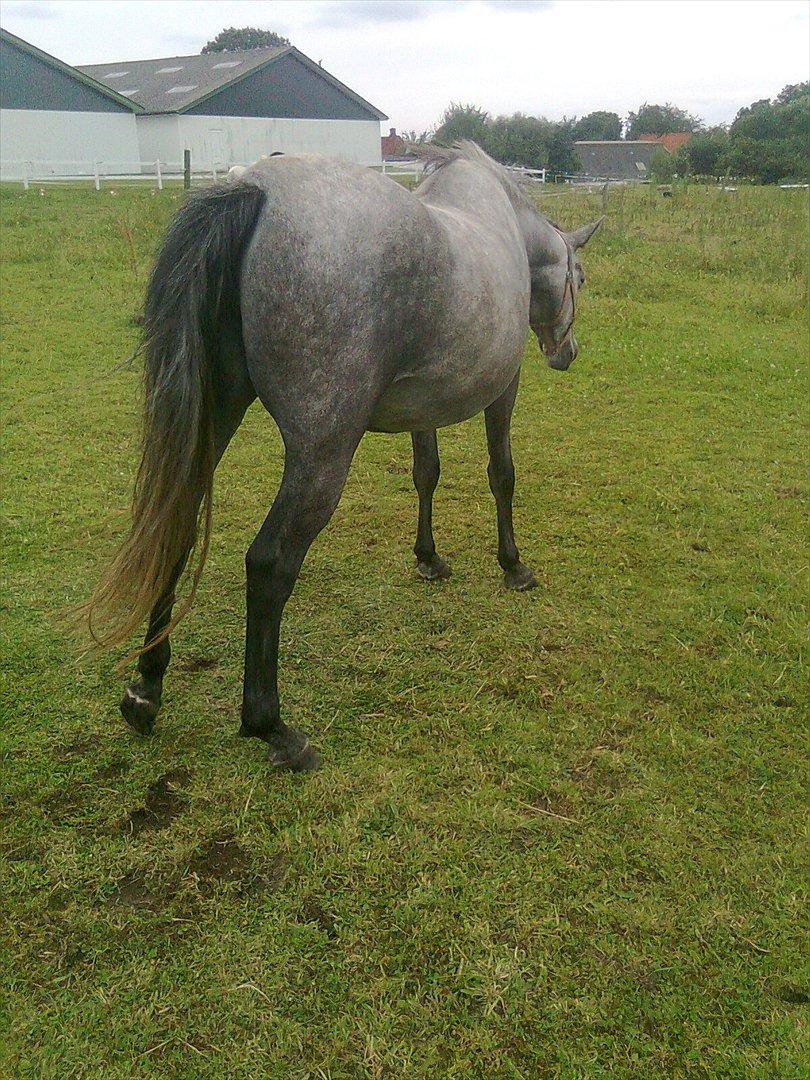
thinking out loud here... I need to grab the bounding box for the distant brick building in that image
[381,126,406,160]
[638,132,693,153]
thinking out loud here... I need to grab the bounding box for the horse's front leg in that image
[484,372,537,591]
[411,430,452,581]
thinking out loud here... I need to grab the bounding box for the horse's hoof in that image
[240,721,321,772]
[271,742,322,772]
[417,556,452,581]
[503,564,537,591]
[120,683,160,735]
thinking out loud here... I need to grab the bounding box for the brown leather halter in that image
[536,229,576,359]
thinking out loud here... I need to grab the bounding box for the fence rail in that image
[3,157,680,193]
[3,158,251,189]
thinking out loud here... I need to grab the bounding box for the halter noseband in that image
[536,228,576,359]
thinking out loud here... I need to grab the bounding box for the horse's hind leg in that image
[411,430,452,581]
[121,353,255,735]
[484,372,537,591]
[120,557,185,735]
[239,442,360,771]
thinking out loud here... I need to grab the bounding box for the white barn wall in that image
[135,113,181,170]
[137,115,381,170]
[0,109,140,178]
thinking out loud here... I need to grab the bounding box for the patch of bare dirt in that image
[186,829,284,895]
[93,758,130,781]
[55,736,94,759]
[525,789,578,820]
[777,984,809,1005]
[121,767,191,835]
[176,656,219,673]
[107,869,163,911]
[300,899,338,940]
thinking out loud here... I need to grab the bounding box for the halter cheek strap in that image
[536,229,576,359]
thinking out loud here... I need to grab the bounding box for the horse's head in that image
[528,217,602,371]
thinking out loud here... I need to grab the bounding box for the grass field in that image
[1,177,807,1079]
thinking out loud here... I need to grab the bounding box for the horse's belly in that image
[368,347,523,433]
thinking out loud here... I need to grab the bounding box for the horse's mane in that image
[410,140,532,212]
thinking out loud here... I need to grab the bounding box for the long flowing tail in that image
[83,181,266,654]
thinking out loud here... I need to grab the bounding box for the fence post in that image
[155,159,163,191]
[601,181,609,216]
[93,162,101,191]
[183,149,191,190]
[22,163,31,191]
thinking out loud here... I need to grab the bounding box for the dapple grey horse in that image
[86,141,601,771]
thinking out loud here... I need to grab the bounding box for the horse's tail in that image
[83,181,266,655]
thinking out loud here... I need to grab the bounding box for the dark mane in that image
[411,140,532,212]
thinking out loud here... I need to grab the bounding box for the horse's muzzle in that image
[546,337,578,371]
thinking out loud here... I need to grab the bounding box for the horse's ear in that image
[568,217,604,250]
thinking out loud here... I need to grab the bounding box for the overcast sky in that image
[2,0,808,131]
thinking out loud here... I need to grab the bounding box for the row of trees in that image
[422,105,580,174]
[573,103,704,141]
[427,87,808,183]
[671,84,809,184]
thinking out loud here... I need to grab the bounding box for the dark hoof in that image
[239,721,321,772]
[120,683,160,735]
[417,555,452,581]
[503,564,537,591]
[272,742,321,772]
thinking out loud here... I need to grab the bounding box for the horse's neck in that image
[516,205,565,267]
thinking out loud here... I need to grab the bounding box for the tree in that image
[202,27,290,53]
[649,148,676,182]
[433,103,491,145]
[430,103,578,174]
[400,129,433,145]
[725,84,809,182]
[487,113,553,168]
[626,102,703,138]
[722,138,800,184]
[545,117,578,176]
[776,82,810,106]
[675,128,729,177]
[573,111,622,141]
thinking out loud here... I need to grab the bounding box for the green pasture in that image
[0,179,807,1078]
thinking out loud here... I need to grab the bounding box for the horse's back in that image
[239,157,450,430]
[238,154,528,436]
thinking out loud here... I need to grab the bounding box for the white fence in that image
[3,158,240,189]
[8,157,430,189]
[376,161,549,183]
[5,156,642,193]
[376,159,424,179]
